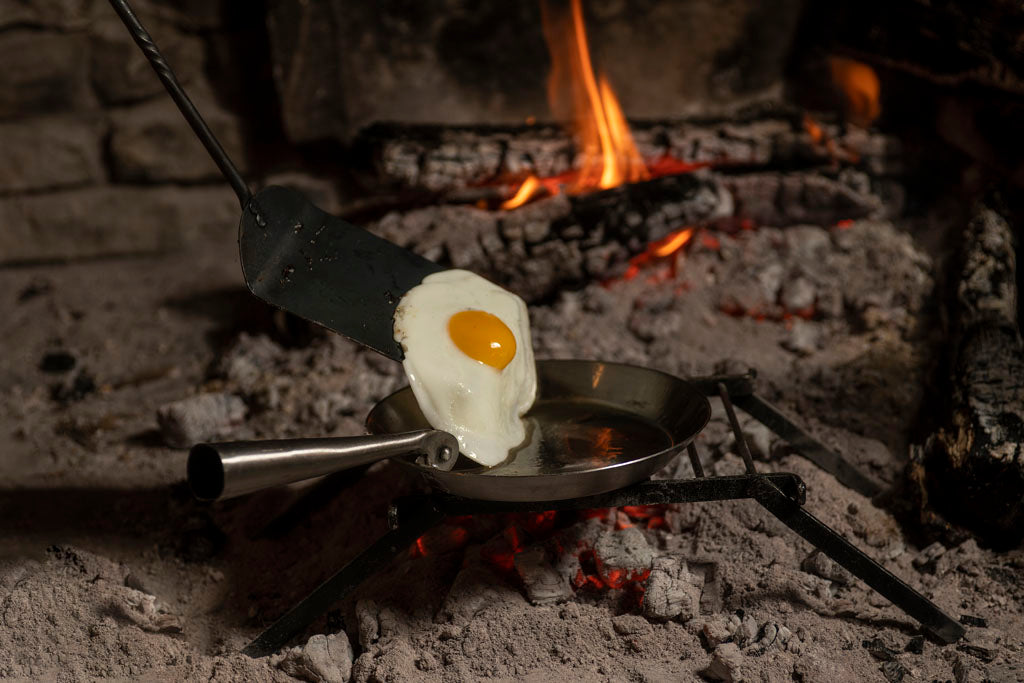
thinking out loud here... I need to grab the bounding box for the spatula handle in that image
[106,0,252,207]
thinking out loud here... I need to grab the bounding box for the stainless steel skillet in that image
[189,360,710,503]
[366,359,710,501]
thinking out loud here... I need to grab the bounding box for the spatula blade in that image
[239,186,444,360]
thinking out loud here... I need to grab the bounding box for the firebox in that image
[0,0,1021,682]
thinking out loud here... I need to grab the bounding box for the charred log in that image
[358,114,902,194]
[371,173,716,302]
[915,198,1024,545]
[369,169,882,303]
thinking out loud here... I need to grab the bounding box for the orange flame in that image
[828,57,880,127]
[501,175,543,210]
[542,0,648,193]
[617,226,695,282]
[500,0,704,210]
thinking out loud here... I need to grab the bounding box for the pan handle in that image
[187,430,459,501]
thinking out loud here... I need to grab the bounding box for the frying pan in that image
[367,360,710,501]
[189,360,711,503]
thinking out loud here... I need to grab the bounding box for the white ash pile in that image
[335,447,1024,683]
[0,545,277,681]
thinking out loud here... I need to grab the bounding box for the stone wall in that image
[0,0,259,263]
[0,0,809,264]
[265,0,806,144]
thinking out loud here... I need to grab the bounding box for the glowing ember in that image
[802,113,842,162]
[700,234,721,250]
[802,112,859,165]
[620,505,669,530]
[828,56,881,128]
[409,523,471,558]
[719,300,817,323]
[408,505,670,600]
[800,57,880,166]
[645,156,710,178]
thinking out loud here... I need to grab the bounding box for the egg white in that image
[393,270,537,466]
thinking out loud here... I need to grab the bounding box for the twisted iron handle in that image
[107,0,251,206]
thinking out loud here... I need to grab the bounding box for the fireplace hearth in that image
[1,0,1023,681]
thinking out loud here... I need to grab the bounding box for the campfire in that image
[501,0,717,214]
[3,0,1023,682]
[504,0,650,208]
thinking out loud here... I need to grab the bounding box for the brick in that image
[109,96,246,182]
[0,185,238,263]
[0,0,96,31]
[0,30,97,119]
[0,116,105,193]
[89,16,204,104]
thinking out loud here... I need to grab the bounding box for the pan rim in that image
[366,358,710,481]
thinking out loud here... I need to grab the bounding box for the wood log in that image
[357,112,902,194]
[370,173,720,303]
[369,168,883,304]
[915,198,1024,545]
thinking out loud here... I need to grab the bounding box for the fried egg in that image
[393,270,537,466]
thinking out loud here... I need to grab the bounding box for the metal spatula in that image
[108,0,443,360]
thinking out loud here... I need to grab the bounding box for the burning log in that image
[914,197,1024,544]
[370,168,883,303]
[371,172,725,302]
[359,114,902,194]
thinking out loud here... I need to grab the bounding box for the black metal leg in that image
[686,442,705,478]
[718,382,757,474]
[733,393,882,498]
[750,477,965,644]
[687,370,882,498]
[256,466,372,539]
[242,498,445,657]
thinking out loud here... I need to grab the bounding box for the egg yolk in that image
[448,310,517,370]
